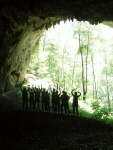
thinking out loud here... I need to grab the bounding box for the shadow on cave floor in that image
[0,111,113,150]
[0,88,113,149]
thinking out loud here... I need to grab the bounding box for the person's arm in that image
[77,91,81,97]
[71,89,74,96]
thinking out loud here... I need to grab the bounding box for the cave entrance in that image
[27,19,113,88]
[23,20,113,111]
[25,19,113,112]
[0,17,112,115]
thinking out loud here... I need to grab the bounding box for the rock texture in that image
[0,0,113,92]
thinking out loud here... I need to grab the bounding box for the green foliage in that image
[27,39,41,76]
[17,89,22,97]
[79,108,94,118]
[91,99,109,119]
[79,108,113,127]
[103,116,113,126]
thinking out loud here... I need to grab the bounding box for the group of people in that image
[20,85,81,116]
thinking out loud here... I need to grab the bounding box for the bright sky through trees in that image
[46,20,79,53]
[46,19,113,53]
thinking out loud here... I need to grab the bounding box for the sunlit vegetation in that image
[27,19,113,122]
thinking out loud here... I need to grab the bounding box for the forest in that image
[27,19,113,122]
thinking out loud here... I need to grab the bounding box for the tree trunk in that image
[72,53,76,89]
[91,53,97,99]
[42,31,47,51]
[78,22,86,100]
[61,48,65,89]
[85,30,90,99]
[105,53,111,112]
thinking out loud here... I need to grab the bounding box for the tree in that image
[73,22,93,100]
[91,53,98,99]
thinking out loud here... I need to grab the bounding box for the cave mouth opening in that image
[23,19,113,113]
[27,19,113,91]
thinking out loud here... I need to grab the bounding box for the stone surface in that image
[0,0,113,92]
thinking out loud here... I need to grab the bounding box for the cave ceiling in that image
[1,0,113,24]
[0,0,113,92]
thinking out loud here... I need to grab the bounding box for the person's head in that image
[55,90,58,93]
[53,88,56,91]
[63,91,66,94]
[24,87,26,90]
[74,91,77,95]
[65,91,67,95]
[63,90,65,93]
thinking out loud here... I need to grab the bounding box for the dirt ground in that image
[0,111,113,150]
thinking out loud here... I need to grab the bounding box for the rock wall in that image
[0,18,44,92]
[0,6,61,92]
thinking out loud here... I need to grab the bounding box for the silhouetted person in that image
[55,90,61,113]
[64,91,70,114]
[34,87,41,111]
[29,87,35,111]
[45,90,50,113]
[61,91,70,114]
[60,91,65,114]
[20,86,28,111]
[51,88,56,113]
[41,88,46,111]
[71,89,81,116]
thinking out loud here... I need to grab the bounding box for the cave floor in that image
[0,111,113,150]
